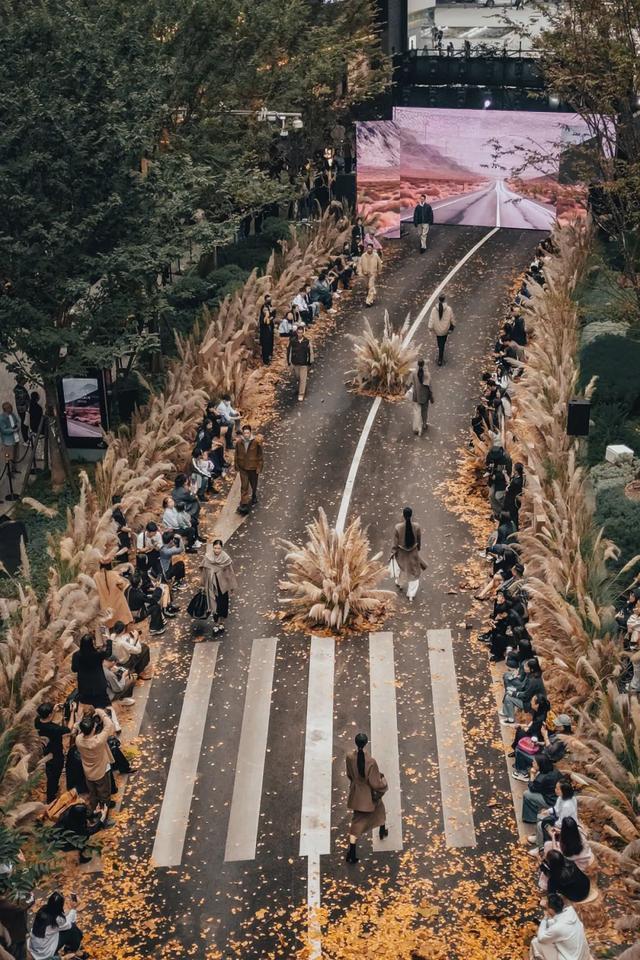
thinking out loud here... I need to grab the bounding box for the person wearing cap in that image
[345,732,388,863]
[357,242,382,307]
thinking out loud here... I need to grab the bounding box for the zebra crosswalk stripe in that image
[369,631,404,852]
[299,635,335,857]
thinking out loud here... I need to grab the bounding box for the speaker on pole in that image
[567,397,591,437]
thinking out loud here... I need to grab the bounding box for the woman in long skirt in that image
[201,539,238,633]
[345,733,388,863]
[390,506,426,601]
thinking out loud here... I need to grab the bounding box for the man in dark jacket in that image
[235,424,264,514]
[35,702,70,803]
[413,194,434,252]
[287,326,314,402]
[351,216,366,256]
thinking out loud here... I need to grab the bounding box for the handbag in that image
[388,556,400,582]
[187,588,210,619]
[371,774,389,804]
[518,737,540,755]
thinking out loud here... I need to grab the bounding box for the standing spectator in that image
[235,424,264,515]
[390,506,426,601]
[201,539,238,628]
[28,390,44,437]
[259,307,276,364]
[75,708,115,813]
[530,894,593,960]
[0,402,20,474]
[12,377,29,444]
[71,633,113,710]
[409,359,434,436]
[258,294,273,323]
[345,733,388,863]
[357,242,382,307]
[287,325,314,402]
[35,703,70,803]
[413,194,434,252]
[428,294,455,366]
[351,215,366,256]
[93,561,133,629]
[28,892,83,960]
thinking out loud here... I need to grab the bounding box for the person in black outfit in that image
[53,803,104,863]
[71,633,113,709]
[541,850,591,902]
[504,462,525,522]
[351,216,366,256]
[29,390,44,436]
[172,473,203,542]
[259,308,276,364]
[413,194,434,252]
[35,703,70,803]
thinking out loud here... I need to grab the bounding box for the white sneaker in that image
[120,697,136,706]
[528,846,540,857]
[193,540,203,548]
[500,717,514,725]
[526,835,537,844]
[298,395,304,402]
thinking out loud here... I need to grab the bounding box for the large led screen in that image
[357,107,593,233]
[355,120,400,238]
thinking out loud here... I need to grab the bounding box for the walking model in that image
[390,506,426,600]
[409,359,434,436]
[287,325,314,401]
[413,193,434,253]
[428,294,455,366]
[357,242,383,307]
[235,424,264,515]
[201,539,238,633]
[345,732,389,863]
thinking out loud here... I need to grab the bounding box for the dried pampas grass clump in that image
[279,508,393,632]
[347,311,418,397]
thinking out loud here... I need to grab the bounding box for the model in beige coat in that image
[93,564,133,628]
[345,733,388,862]
[428,294,455,366]
[357,244,383,306]
[390,507,426,601]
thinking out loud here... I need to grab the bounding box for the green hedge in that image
[595,485,640,574]
[580,334,640,409]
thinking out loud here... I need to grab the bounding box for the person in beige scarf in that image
[357,242,383,306]
[201,539,238,633]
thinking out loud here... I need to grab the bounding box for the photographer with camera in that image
[159,530,186,586]
[75,707,115,814]
[108,620,150,680]
[35,702,71,803]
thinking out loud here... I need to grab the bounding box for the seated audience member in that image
[531,778,579,853]
[292,287,313,326]
[111,495,132,562]
[171,473,203,542]
[513,711,570,777]
[162,496,199,551]
[209,437,227,478]
[103,661,136,706]
[539,850,591,903]
[159,531,186,585]
[136,521,163,575]
[28,892,83,960]
[310,271,333,310]
[530,893,593,959]
[109,621,150,677]
[191,447,217,501]
[501,657,546,724]
[125,572,150,623]
[541,816,594,880]
[195,417,220,453]
[216,394,241,449]
[522,756,561,825]
[279,310,297,338]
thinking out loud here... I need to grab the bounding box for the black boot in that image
[379,825,389,840]
[345,842,358,863]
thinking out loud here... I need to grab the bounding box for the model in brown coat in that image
[390,506,426,601]
[93,562,134,628]
[345,732,388,863]
[235,424,264,515]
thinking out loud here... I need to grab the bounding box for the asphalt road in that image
[422,180,556,230]
[100,225,545,959]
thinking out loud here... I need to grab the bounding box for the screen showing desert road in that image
[356,107,593,233]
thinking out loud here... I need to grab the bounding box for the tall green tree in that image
[535,0,640,296]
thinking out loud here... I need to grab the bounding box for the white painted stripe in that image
[432,185,493,212]
[335,397,381,535]
[370,632,403,852]
[307,852,322,960]
[151,642,220,867]
[224,637,278,862]
[334,228,499,533]
[496,181,501,229]
[299,635,335,856]
[427,629,476,847]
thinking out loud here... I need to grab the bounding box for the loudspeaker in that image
[567,398,591,437]
[0,518,28,575]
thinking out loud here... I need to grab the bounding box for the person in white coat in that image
[530,894,593,960]
[427,294,455,366]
